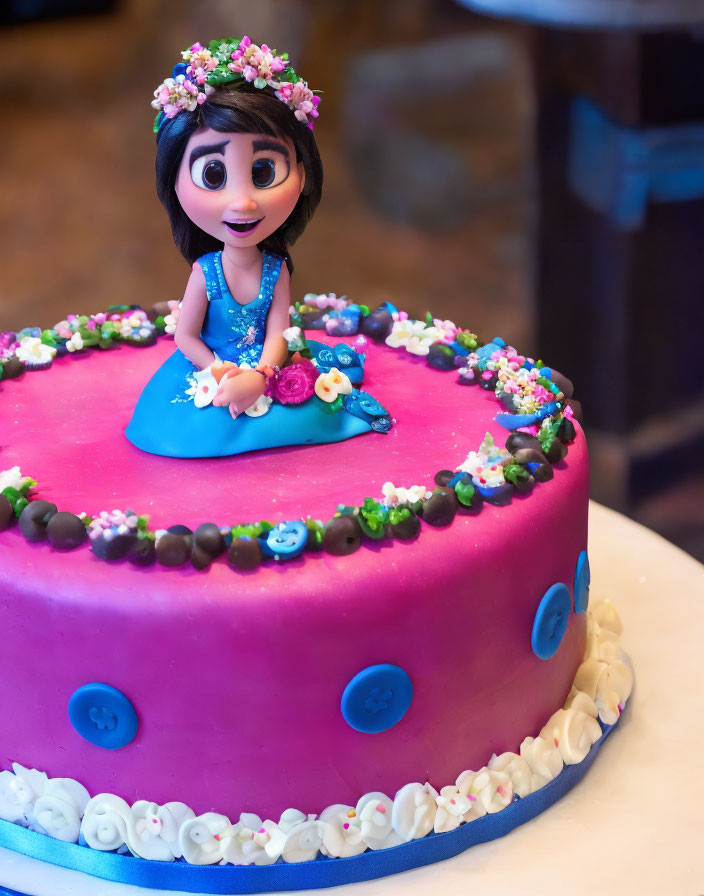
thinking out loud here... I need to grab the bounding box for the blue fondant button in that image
[532,584,571,660]
[68,683,138,750]
[341,664,413,733]
[574,550,590,613]
[261,521,308,559]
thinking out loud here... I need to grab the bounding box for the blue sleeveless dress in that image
[125,251,371,458]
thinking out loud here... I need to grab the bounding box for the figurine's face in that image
[175,128,305,250]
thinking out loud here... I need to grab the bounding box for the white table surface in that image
[2,502,703,896]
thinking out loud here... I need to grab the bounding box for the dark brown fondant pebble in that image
[127,537,156,566]
[534,463,554,483]
[427,343,456,371]
[156,533,191,567]
[19,500,58,542]
[558,417,577,444]
[92,531,137,561]
[228,537,262,570]
[551,370,574,399]
[359,308,393,342]
[46,512,87,550]
[434,470,454,487]
[513,447,550,467]
[323,515,362,556]
[191,544,213,570]
[300,310,327,329]
[506,432,543,455]
[480,371,498,391]
[167,524,193,537]
[2,357,25,379]
[421,488,458,527]
[391,511,421,541]
[0,495,13,531]
[545,439,567,464]
[194,523,226,558]
[514,473,535,494]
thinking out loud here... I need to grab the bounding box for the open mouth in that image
[224,219,263,236]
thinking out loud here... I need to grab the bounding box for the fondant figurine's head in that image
[153,39,323,269]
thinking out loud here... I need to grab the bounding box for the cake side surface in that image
[0,334,589,818]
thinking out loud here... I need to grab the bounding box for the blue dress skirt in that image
[125,251,371,458]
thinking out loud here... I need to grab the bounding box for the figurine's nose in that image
[226,190,258,214]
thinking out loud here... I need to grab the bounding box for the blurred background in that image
[0,0,702,560]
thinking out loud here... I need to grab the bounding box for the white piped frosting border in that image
[0,600,632,866]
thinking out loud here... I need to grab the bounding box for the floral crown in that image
[151,37,321,133]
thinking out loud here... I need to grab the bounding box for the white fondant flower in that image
[540,707,602,765]
[457,768,512,814]
[488,752,534,799]
[392,783,437,841]
[519,735,563,788]
[16,337,56,366]
[32,778,90,843]
[0,467,32,495]
[81,794,133,851]
[355,793,402,850]
[192,366,219,408]
[219,815,282,866]
[574,657,632,725]
[129,800,195,861]
[593,599,623,636]
[434,785,473,833]
[563,687,599,719]
[65,332,84,352]
[244,394,272,417]
[380,482,429,508]
[385,319,439,356]
[0,764,47,825]
[281,818,324,863]
[314,367,353,402]
[319,804,366,858]
[179,812,231,865]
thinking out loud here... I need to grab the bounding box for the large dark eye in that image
[191,157,227,191]
[252,158,276,188]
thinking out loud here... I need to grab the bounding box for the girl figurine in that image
[126,37,381,458]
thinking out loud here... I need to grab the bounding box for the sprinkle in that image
[343,823,349,830]
[347,810,356,818]
[258,827,266,833]
[376,804,386,814]
[214,834,222,841]
[450,798,456,805]
[553,737,559,748]
[497,786,504,795]
[468,794,477,801]
[151,818,158,824]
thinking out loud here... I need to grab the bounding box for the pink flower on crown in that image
[275,81,320,129]
[152,74,215,117]
[184,44,218,85]
[229,36,286,86]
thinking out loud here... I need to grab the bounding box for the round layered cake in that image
[0,310,630,888]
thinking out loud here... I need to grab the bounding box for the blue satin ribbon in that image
[0,717,620,894]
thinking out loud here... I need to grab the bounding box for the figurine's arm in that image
[174,263,216,370]
[213,264,291,418]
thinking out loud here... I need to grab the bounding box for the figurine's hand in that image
[213,370,265,419]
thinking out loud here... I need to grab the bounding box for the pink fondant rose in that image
[269,361,317,405]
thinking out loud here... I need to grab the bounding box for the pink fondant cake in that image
[0,309,632,886]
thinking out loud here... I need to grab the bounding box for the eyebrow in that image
[252,138,289,158]
[189,140,229,165]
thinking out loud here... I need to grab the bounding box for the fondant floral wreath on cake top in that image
[0,297,578,572]
[151,37,320,132]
